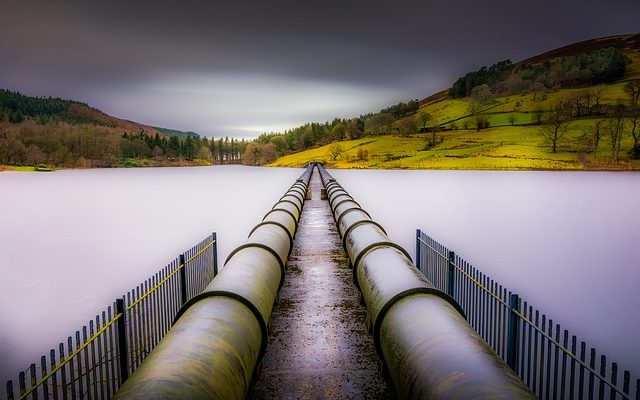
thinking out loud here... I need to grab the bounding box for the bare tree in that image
[607,115,625,162]
[430,123,440,147]
[467,101,488,131]
[472,115,488,132]
[467,100,482,116]
[624,79,640,107]
[629,105,639,150]
[417,112,432,132]
[507,114,516,126]
[624,80,640,150]
[329,144,343,161]
[590,119,603,152]
[540,98,572,153]
[592,89,604,115]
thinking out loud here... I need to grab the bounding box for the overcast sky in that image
[1,1,639,138]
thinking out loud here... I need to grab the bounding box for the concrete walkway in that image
[249,170,396,399]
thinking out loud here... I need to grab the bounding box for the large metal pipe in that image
[114,166,313,400]
[316,165,535,400]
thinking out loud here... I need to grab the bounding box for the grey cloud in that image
[1,0,639,137]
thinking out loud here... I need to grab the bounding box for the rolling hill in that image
[269,33,640,170]
[0,89,216,169]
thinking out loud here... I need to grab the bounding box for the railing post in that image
[6,380,14,400]
[415,229,421,271]
[507,293,520,372]
[212,232,218,276]
[447,251,455,297]
[115,298,129,383]
[179,254,187,305]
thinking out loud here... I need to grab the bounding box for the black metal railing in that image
[5,232,218,400]
[416,229,638,400]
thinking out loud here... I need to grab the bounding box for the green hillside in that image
[268,34,640,170]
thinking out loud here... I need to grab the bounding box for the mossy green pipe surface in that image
[114,166,312,399]
[113,297,262,400]
[317,164,535,400]
[381,295,536,400]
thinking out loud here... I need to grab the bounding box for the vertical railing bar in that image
[520,300,528,380]
[40,356,48,400]
[579,342,586,400]
[545,320,552,400]
[125,292,134,371]
[7,379,15,400]
[89,322,98,400]
[81,326,91,400]
[60,342,69,400]
[135,285,144,369]
[560,329,568,400]
[28,363,36,400]
[570,335,577,400]
[589,348,596,400]
[538,314,549,399]
[531,309,538,391]
[611,363,619,400]
[95,316,105,400]
[50,349,59,400]
[553,324,560,400]
[506,293,519,372]
[143,280,151,363]
[101,310,111,399]
[623,370,630,395]
[108,305,118,391]
[74,331,83,399]
[150,275,158,349]
[115,298,129,384]
[599,355,607,400]
[18,371,26,398]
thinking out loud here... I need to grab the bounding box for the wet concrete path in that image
[249,170,396,399]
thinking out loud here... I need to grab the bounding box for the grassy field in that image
[271,63,640,172]
[270,120,640,170]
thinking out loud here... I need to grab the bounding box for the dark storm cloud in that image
[1,0,639,136]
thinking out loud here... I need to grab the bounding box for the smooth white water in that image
[0,166,638,389]
[331,169,640,376]
[0,166,302,387]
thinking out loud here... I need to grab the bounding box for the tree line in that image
[0,121,247,168]
[450,48,629,98]
[539,79,640,160]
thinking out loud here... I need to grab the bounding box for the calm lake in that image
[0,166,638,387]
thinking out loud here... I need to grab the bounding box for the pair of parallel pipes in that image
[317,164,535,399]
[114,166,313,399]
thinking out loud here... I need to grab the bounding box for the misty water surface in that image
[0,166,302,387]
[331,169,640,375]
[0,167,638,388]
